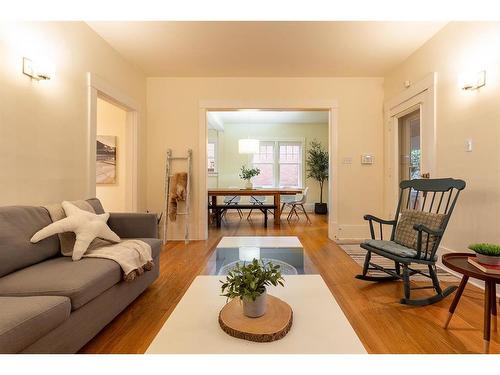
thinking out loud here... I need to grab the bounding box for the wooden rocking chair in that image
[356,178,466,306]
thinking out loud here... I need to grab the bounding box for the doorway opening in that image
[95,97,128,211]
[200,107,335,239]
[384,73,436,217]
[87,73,139,212]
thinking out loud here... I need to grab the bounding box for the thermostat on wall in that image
[361,154,374,165]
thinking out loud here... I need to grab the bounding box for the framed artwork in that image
[96,135,117,184]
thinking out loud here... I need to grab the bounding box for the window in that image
[207,141,217,174]
[279,142,302,187]
[252,142,275,187]
[251,140,303,188]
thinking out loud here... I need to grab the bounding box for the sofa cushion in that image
[0,296,70,353]
[0,206,60,277]
[0,257,121,310]
[86,198,105,214]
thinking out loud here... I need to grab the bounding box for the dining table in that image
[207,187,303,227]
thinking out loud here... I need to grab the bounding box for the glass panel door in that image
[398,109,421,182]
[398,109,421,209]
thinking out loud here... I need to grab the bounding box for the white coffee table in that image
[146,275,366,354]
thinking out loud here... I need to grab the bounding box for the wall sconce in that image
[459,70,486,90]
[23,57,54,81]
[238,139,260,154]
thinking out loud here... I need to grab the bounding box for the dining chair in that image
[286,187,311,223]
[222,187,243,219]
[280,187,297,217]
[247,195,274,219]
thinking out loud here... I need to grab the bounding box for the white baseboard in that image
[331,224,369,243]
[303,203,315,213]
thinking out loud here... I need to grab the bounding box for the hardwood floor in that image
[80,213,499,354]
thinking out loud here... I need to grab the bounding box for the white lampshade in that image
[239,246,261,262]
[238,139,259,154]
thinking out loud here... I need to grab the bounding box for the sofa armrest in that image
[107,213,158,239]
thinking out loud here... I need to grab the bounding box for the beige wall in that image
[147,77,385,240]
[0,22,147,209]
[96,98,127,212]
[384,22,500,251]
[214,122,329,207]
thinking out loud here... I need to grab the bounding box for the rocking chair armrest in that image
[412,224,443,237]
[413,224,444,259]
[363,215,396,225]
[364,215,396,240]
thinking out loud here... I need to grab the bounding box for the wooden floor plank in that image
[80,213,499,354]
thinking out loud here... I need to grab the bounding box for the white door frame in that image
[86,73,139,211]
[198,100,338,241]
[383,72,437,217]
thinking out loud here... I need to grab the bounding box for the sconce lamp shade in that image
[238,139,260,154]
[459,70,486,90]
[23,57,55,81]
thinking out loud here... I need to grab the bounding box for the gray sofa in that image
[0,198,161,353]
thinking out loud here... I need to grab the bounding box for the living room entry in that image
[95,97,128,212]
[206,109,330,228]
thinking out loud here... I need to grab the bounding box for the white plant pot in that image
[242,290,267,318]
[244,180,253,189]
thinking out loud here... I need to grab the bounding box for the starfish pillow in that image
[31,201,121,261]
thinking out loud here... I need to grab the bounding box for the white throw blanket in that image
[42,201,154,281]
[84,239,154,281]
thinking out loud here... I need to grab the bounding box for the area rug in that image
[146,275,366,353]
[340,244,457,282]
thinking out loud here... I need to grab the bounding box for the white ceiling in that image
[207,110,329,129]
[87,21,446,77]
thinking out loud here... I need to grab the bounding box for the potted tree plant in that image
[306,140,329,214]
[239,165,261,189]
[220,259,284,318]
[468,243,500,265]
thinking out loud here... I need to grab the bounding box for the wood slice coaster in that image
[218,295,293,342]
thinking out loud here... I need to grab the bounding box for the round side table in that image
[442,253,500,353]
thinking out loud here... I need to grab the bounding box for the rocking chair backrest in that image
[391,178,466,259]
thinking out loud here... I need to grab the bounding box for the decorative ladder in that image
[163,148,192,245]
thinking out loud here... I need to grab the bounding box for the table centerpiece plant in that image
[239,166,261,189]
[220,259,284,318]
[468,243,500,266]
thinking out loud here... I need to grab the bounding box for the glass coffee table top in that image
[203,236,318,275]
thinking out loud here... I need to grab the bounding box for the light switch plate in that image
[361,154,374,165]
[465,139,473,152]
[342,157,352,165]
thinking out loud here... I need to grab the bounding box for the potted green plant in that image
[239,166,261,189]
[468,243,500,265]
[220,259,284,318]
[306,140,329,214]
